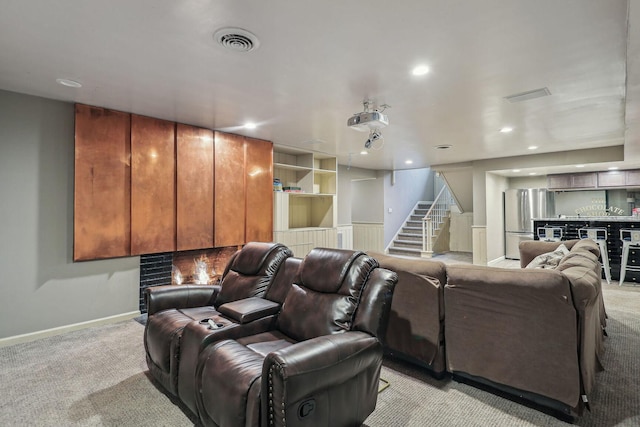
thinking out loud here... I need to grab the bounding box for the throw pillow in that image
[525,244,570,269]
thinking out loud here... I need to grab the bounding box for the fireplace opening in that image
[139,246,238,314]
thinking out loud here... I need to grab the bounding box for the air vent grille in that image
[214,27,259,53]
[504,87,551,103]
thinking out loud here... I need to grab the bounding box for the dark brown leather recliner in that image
[192,248,398,427]
[144,242,293,395]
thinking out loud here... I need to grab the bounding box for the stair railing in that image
[422,184,455,256]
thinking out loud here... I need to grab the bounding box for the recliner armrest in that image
[217,297,281,324]
[145,284,220,315]
[262,332,382,411]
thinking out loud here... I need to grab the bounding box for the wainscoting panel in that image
[472,225,487,265]
[273,228,338,257]
[352,222,384,252]
[336,225,353,249]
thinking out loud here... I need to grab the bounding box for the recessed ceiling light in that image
[575,164,585,168]
[435,144,452,150]
[500,127,514,133]
[512,169,521,173]
[528,146,538,150]
[412,65,430,76]
[608,166,619,170]
[405,160,413,164]
[243,122,257,129]
[56,78,82,88]
[529,172,537,176]
[360,151,368,155]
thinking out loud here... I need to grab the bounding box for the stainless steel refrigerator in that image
[504,189,555,259]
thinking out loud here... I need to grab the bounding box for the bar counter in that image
[533,217,640,284]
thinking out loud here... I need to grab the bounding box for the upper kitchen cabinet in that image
[176,124,214,251]
[214,132,246,247]
[597,170,626,187]
[130,115,176,255]
[547,172,597,189]
[245,137,274,243]
[74,104,131,261]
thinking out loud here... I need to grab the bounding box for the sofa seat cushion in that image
[237,330,296,357]
[146,306,221,373]
[525,243,570,269]
[197,340,264,427]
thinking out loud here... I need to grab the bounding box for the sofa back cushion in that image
[277,248,378,341]
[215,242,292,306]
[570,238,600,257]
[519,239,579,268]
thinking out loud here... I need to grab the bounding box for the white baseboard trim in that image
[487,256,506,266]
[0,311,141,348]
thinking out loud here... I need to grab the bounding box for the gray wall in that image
[0,90,139,339]
[352,177,384,222]
[383,168,434,246]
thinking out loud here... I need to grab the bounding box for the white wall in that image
[485,172,509,262]
[352,177,385,223]
[382,168,434,246]
[0,90,140,339]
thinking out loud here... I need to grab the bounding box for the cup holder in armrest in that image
[199,318,225,330]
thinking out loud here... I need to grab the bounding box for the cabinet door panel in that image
[571,172,597,188]
[131,115,176,255]
[598,171,625,187]
[547,174,571,189]
[245,137,273,242]
[214,132,246,247]
[177,124,214,250]
[626,170,640,186]
[74,104,131,261]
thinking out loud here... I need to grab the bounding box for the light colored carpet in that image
[0,283,638,426]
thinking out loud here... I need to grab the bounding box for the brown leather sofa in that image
[370,238,606,419]
[144,242,293,395]
[145,246,398,426]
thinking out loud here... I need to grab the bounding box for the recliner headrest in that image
[299,248,378,293]
[230,242,291,275]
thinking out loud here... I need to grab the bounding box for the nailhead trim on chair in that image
[268,363,287,426]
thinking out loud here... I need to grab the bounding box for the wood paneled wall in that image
[245,137,274,242]
[74,105,273,261]
[74,105,131,261]
[177,124,214,251]
[130,115,176,255]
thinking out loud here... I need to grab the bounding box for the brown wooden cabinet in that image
[625,170,640,186]
[598,170,626,187]
[547,174,572,189]
[245,137,274,242]
[74,104,131,261]
[176,124,214,250]
[130,115,176,255]
[74,105,273,260]
[547,172,597,189]
[214,132,246,247]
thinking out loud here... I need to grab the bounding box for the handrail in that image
[422,186,447,221]
[422,184,455,256]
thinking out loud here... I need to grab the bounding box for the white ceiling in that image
[0,0,635,173]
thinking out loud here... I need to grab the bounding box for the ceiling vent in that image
[504,87,551,103]
[214,27,260,52]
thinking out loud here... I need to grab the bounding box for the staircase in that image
[388,202,433,257]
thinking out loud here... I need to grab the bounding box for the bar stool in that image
[619,229,640,286]
[537,226,563,242]
[578,228,612,284]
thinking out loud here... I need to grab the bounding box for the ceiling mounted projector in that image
[347,111,389,132]
[347,100,390,132]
